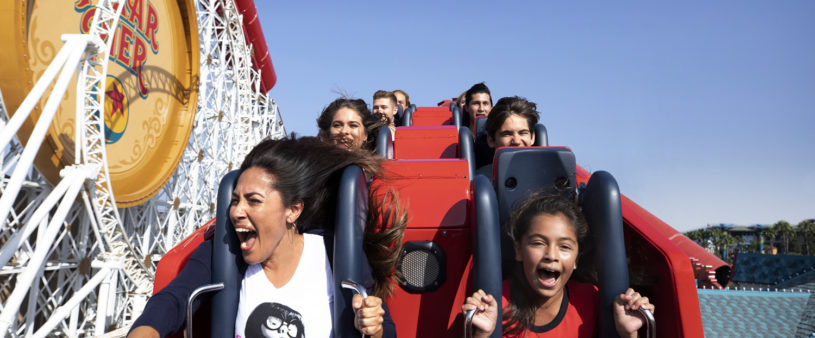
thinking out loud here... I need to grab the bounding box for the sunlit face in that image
[329,107,367,150]
[372,98,398,126]
[230,167,301,265]
[394,92,408,110]
[488,114,535,148]
[466,93,492,123]
[515,212,578,301]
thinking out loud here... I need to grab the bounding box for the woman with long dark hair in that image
[129,136,407,337]
[316,98,385,152]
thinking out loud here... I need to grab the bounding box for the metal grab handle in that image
[341,280,369,338]
[463,309,476,338]
[341,279,369,298]
[637,308,656,338]
[186,282,224,338]
[464,303,652,338]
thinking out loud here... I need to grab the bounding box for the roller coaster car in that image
[154,145,702,337]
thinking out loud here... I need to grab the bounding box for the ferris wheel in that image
[0,0,284,336]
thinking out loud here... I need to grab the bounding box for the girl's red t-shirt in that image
[501,280,599,337]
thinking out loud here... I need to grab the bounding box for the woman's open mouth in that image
[234,227,257,251]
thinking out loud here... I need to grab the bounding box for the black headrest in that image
[332,165,372,336]
[376,127,394,159]
[212,170,242,337]
[473,117,492,169]
[493,147,577,225]
[401,105,416,127]
[580,171,629,337]
[533,123,548,147]
[395,105,404,126]
[472,174,504,337]
[451,105,462,129]
[458,126,475,180]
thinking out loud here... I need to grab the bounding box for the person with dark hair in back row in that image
[316,98,385,151]
[463,82,494,132]
[475,96,540,180]
[372,90,399,138]
[393,89,411,111]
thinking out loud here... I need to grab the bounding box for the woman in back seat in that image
[129,136,407,337]
[317,98,385,152]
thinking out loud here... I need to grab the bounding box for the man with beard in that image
[372,90,399,138]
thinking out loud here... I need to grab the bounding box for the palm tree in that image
[709,227,740,260]
[762,226,779,254]
[797,219,815,255]
[685,227,711,246]
[773,221,794,254]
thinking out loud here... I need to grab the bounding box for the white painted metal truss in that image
[0,0,285,336]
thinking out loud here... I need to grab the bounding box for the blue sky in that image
[255,1,815,232]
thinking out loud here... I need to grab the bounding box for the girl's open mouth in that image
[537,267,561,288]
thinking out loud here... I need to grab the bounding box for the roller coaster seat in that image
[492,147,577,224]
[394,126,458,159]
[491,146,635,337]
[151,166,375,337]
[401,104,417,127]
[450,103,462,129]
[372,158,502,337]
[394,125,476,179]
[412,106,455,126]
[376,127,394,159]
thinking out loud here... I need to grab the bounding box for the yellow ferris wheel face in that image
[0,0,200,207]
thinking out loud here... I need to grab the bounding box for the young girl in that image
[462,191,654,337]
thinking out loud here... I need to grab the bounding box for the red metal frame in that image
[576,166,705,337]
[233,0,276,91]
[394,126,459,160]
[412,106,454,126]
[376,159,473,337]
[153,218,215,293]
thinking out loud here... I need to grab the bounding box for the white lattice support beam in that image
[0,169,82,271]
[0,164,95,335]
[0,35,89,227]
[31,266,114,338]
[77,0,154,298]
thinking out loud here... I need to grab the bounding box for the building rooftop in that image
[732,253,815,285]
